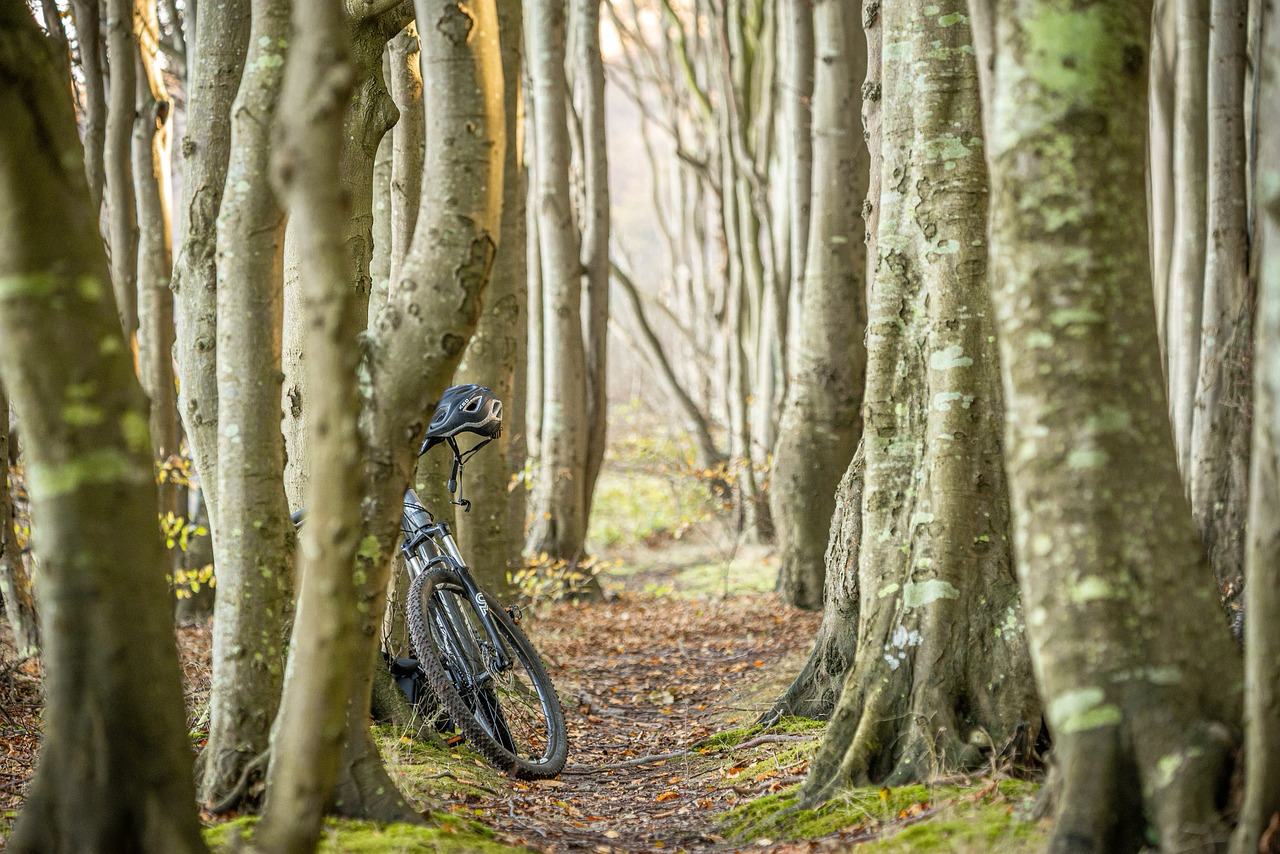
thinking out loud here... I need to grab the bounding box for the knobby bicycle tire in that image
[407,567,568,779]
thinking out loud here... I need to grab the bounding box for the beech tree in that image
[0,7,206,850]
[199,0,295,809]
[769,0,867,612]
[172,0,251,534]
[455,0,526,595]
[328,0,505,818]
[800,0,1038,803]
[255,0,362,846]
[980,1,1242,848]
[524,0,591,561]
[1231,6,1280,850]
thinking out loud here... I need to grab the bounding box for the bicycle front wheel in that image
[407,567,568,779]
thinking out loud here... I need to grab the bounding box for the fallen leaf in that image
[655,791,680,802]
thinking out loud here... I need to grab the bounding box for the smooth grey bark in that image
[781,0,814,367]
[199,0,294,810]
[132,0,181,523]
[1189,0,1251,598]
[983,2,1242,850]
[280,5,408,509]
[1167,0,1210,477]
[1231,8,1280,850]
[330,0,504,821]
[388,23,422,287]
[256,0,361,847]
[1150,0,1177,355]
[455,0,525,597]
[801,0,1037,803]
[770,0,867,612]
[69,0,107,215]
[524,0,590,561]
[0,10,207,850]
[370,118,392,318]
[105,0,138,338]
[573,0,611,515]
[172,0,250,530]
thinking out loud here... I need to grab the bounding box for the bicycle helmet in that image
[420,384,503,453]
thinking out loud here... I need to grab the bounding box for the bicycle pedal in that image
[506,605,522,624]
[445,734,466,747]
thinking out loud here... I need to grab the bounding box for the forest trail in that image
[473,593,823,851]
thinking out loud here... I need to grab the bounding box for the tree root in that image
[208,749,271,815]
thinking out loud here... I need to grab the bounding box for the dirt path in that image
[444,593,824,851]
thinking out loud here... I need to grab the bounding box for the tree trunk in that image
[255,0,361,847]
[456,0,525,597]
[574,0,611,514]
[763,441,863,722]
[1190,0,1252,599]
[331,0,504,821]
[782,0,814,370]
[770,0,867,612]
[0,386,38,657]
[280,6,407,509]
[105,0,139,338]
[69,0,107,215]
[0,11,207,850]
[524,0,591,561]
[388,23,422,287]
[801,0,1038,803]
[1167,0,1210,477]
[131,0,181,523]
[1149,0,1177,356]
[200,0,295,809]
[172,0,250,536]
[1231,7,1280,849]
[983,2,1243,849]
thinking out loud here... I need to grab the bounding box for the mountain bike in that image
[296,387,568,780]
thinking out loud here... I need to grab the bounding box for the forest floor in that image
[0,416,1049,851]
[0,547,1048,853]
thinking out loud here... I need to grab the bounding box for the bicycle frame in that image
[399,486,512,675]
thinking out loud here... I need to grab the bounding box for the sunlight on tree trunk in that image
[456,0,526,597]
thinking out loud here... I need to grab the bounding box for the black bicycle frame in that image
[399,486,512,675]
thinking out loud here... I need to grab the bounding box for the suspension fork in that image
[402,488,511,672]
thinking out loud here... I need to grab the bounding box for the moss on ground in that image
[373,725,509,803]
[696,715,825,750]
[719,778,1048,852]
[201,728,525,853]
[203,815,516,853]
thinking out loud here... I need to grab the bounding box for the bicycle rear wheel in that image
[407,567,567,779]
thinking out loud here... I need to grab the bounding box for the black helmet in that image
[421,384,502,453]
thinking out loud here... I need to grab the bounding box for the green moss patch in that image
[719,778,1047,852]
[203,815,514,853]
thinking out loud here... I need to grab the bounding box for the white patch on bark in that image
[903,579,960,608]
[929,344,974,369]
